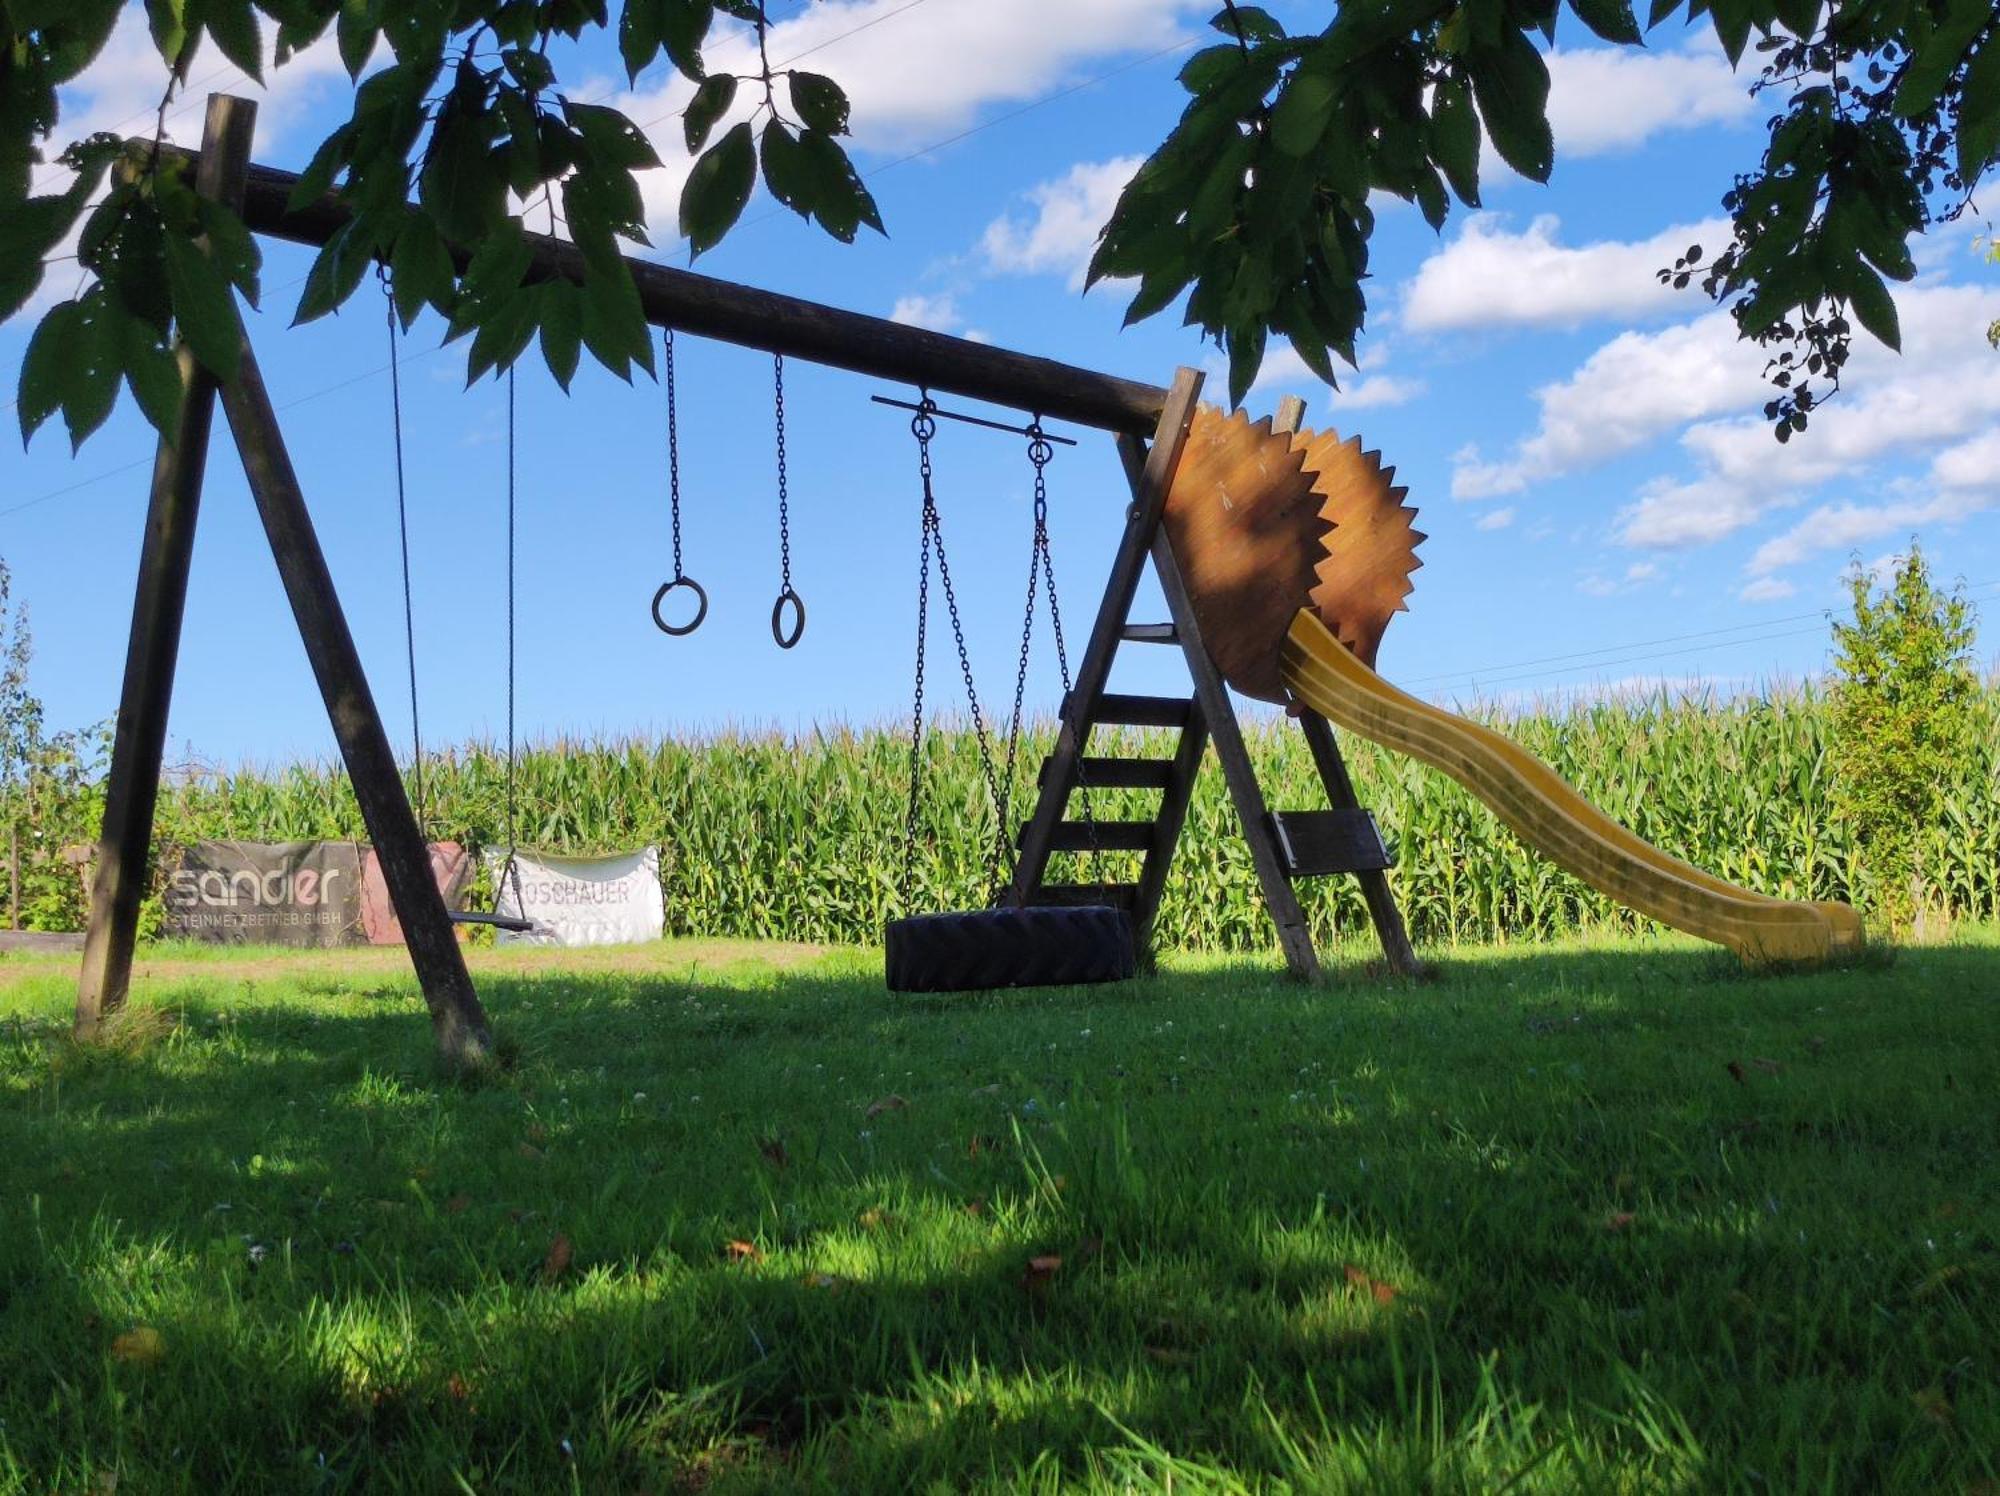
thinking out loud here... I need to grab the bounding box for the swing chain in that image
[653,328,708,636]
[379,264,427,830]
[770,353,805,647]
[901,394,1010,907]
[666,330,684,580]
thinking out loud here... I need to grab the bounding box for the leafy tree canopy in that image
[2,0,1994,451]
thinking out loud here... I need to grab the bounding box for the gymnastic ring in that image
[651,576,708,636]
[771,587,806,649]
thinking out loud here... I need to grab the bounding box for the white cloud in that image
[1544,40,1754,157]
[1475,506,1516,531]
[1332,373,1425,409]
[890,292,963,332]
[980,156,1142,290]
[1617,473,1790,549]
[1403,213,1728,333]
[1746,489,1996,576]
[1452,311,1765,499]
[1739,577,1798,602]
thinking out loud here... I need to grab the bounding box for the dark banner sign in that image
[162,841,365,946]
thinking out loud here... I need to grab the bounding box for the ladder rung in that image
[1040,756,1176,789]
[1020,821,1155,853]
[1268,809,1394,876]
[1120,622,1180,644]
[1026,883,1139,911]
[1069,692,1193,729]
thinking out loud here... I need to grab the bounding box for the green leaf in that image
[196,198,261,305]
[1211,4,1283,42]
[200,0,265,81]
[390,212,456,327]
[1842,259,1900,351]
[122,314,185,434]
[1413,166,1449,230]
[565,100,662,170]
[1894,0,1990,118]
[580,256,653,378]
[1269,70,1335,157]
[465,286,542,385]
[538,281,584,390]
[1566,0,1640,44]
[680,121,755,256]
[63,289,124,452]
[684,74,736,154]
[147,0,190,66]
[18,300,81,447]
[796,128,882,243]
[619,0,661,81]
[1430,74,1481,207]
[1121,263,1195,327]
[1179,44,1246,96]
[788,72,850,135]
[288,125,353,211]
[336,0,378,75]
[1956,40,2000,184]
[164,227,241,379]
[291,217,373,326]
[660,0,712,76]
[1467,27,1554,182]
[421,108,505,245]
[760,119,814,219]
[1225,321,1266,410]
[1645,0,1681,25]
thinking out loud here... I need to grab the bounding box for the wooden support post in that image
[1127,698,1209,956]
[215,292,494,1068]
[74,96,251,1039]
[1008,368,1204,906]
[9,823,18,930]
[1133,444,1321,981]
[1272,395,1422,978]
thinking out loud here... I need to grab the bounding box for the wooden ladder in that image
[1006,377,1420,980]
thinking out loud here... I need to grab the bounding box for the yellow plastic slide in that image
[1279,611,1863,965]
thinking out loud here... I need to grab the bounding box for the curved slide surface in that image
[1279,611,1863,965]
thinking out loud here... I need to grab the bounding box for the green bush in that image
[1827,543,1982,934]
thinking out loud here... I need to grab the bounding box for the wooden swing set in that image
[72,94,1421,1060]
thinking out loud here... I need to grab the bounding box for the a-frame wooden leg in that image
[1295,711,1423,976]
[216,323,495,1068]
[1127,696,1208,957]
[1008,366,1205,907]
[75,97,252,1039]
[1127,443,1320,981]
[1269,395,1421,977]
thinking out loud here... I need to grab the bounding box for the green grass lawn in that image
[1,931,1995,1492]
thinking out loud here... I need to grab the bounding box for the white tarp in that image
[486,848,665,947]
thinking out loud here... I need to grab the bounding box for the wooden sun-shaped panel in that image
[1293,429,1427,670]
[1161,405,1328,703]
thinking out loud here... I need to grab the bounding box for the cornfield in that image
[141,683,2000,951]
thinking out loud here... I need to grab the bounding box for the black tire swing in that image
[883,394,1135,993]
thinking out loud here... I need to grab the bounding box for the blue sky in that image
[4,0,1997,767]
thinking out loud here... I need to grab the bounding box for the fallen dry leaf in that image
[967,1134,1002,1158]
[1021,1253,1063,1296]
[804,1271,848,1291]
[1344,1264,1399,1305]
[445,1373,473,1404]
[970,1082,1003,1097]
[1805,1036,1826,1056]
[443,1193,472,1215]
[1072,1234,1104,1268]
[1751,1057,1783,1075]
[865,1094,908,1118]
[1604,1211,1637,1233]
[723,1239,763,1264]
[758,1136,790,1169]
[1726,1060,1747,1085]
[964,1197,987,1217]
[517,1142,545,1161]
[858,1207,896,1232]
[541,1234,573,1281]
[1145,1346,1194,1366]
[1911,1385,1954,1427]
[525,1122,549,1143]
[109,1327,166,1367]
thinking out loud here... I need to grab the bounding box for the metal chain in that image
[900,406,934,908]
[996,422,1052,842]
[380,266,425,832]
[505,364,518,863]
[665,329,684,580]
[774,354,793,593]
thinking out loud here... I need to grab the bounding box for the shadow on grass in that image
[3,937,1997,1491]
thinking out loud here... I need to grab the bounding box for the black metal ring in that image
[771,587,806,649]
[651,576,708,636]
